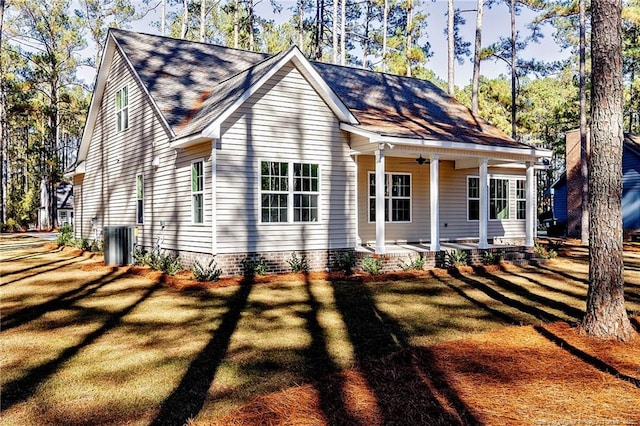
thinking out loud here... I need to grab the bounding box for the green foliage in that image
[334,251,357,276]
[362,256,384,275]
[72,238,91,251]
[4,218,22,232]
[534,243,558,260]
[398,255,425,271]
[56,224,74,246]
[446,250,469,268]
[133,246,182,275]
[192,258,223,282]
[241,256,268,277]
[288,251,309,273]
[482,250,504,265]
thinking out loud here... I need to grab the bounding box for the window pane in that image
[137,200,144,224]
[468,177,479,198]
[193,194,203,223]
[469,199,479,221]
[392,199,410,222]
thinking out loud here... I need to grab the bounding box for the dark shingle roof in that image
[625,134,640,156]
[110,29,530,150]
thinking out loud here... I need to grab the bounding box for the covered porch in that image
[345,125,552,255]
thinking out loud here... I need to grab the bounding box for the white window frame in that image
[191,159,205,224]
[490,177,510,220]
[260,160,289,223]
[516,178,526,220]
[136,173,144,224]
[368,172,412,223]
[467,176,480,221]
[467,175,526,222]
[259,160,321,224]
[115,85,129,133]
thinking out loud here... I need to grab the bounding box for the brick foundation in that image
[144,245,535,277]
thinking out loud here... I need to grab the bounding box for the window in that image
[192,160,204,224]
[516,179,526,220]
[368,173,411,222]
[115,86,129,132]
[293,163,319,222]
[468,177,480,221]
[467,176,526,221]
[490,178,509,220]
[260,161,320,223]
[136,174,144,224]
[261,161,288,223]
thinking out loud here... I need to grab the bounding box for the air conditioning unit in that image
[103,226,135,266]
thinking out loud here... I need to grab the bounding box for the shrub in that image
[534,243,557,260]
[56,224,74,246]
[192,258,223,282]
[362,255,384,275]
[399,254,425,271]
[482,250,503,265]
[73,238,91,251]
[334,251,356,275]
[241,256,268,277]
[446,250,468,268]
[133,246,182,275]
[288,251,309,273]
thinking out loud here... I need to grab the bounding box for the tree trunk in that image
[447,0,455,95]
[333,0,338,63]
[340,0,346,65]
[406,0,413,77]
[579,0,589,245]
[200,0,206,42]
[510,0,516,139]
[471,0,483,114]
[161,0,166,36]
[382,0,388,72]
[234,0,240,48]
[583,0,636,342]
[182,0,188,39]
[299,0,305,50]
[0,0,6,224]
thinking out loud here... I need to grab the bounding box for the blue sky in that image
[80,0,570,87]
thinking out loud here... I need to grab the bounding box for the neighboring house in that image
[38,181,74,230]
[552,130,640,239]
[70,29,551,272]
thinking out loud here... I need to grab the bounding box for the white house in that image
[71,29,551,273]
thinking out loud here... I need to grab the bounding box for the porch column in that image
[375,146,386,254]
[211,138,218,255]
[525,160,536,247]
[430,155,440,251]
[479,158,489,249]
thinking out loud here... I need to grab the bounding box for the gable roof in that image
[625,134,640,157]
[78,29,549,167]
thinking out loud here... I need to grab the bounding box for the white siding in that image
[77,48,213,253]
[216,63,356,254]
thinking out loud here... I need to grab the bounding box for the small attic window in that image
[115,86,129,132]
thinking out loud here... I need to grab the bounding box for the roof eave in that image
[340,123,552,159]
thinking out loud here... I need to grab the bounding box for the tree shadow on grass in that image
[447,269,566,323]
[1,269,123,331]
[1,281,163,413]
[0,256,84,286]
[300,273,360,425]
[533,325,640,389]
[150,279,253,426]
[328,276,476,425]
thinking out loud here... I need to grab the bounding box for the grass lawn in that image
[1,234,639,425]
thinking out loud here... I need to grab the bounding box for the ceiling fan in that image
[401,155,430,165]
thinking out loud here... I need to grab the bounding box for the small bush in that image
[157,253,182,275]
[399,255,425,271]
[192,258,222,282]
[362,256,384,275]
[72,238,91,251]
[288,251,309,273]
[133,246,182,275]
[446,250,469,268]
[534,243,557,260]
[6,218,21,232]
[241,256,268,277]
[482,250,503,265]
[334,251,356,275]
[56,224,74,246]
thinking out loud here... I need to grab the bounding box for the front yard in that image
[1,234,639,425]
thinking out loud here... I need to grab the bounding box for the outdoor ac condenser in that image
[103,226,135,266]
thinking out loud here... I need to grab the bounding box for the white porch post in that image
[211,138,218,255]
[525,160,536,247]
[479,158,489,249]
[430,155,440,251]
[375,146,386,254]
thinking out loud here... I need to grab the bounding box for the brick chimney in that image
[565,129,590,238]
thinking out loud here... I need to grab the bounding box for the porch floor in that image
[356,241,517,254]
